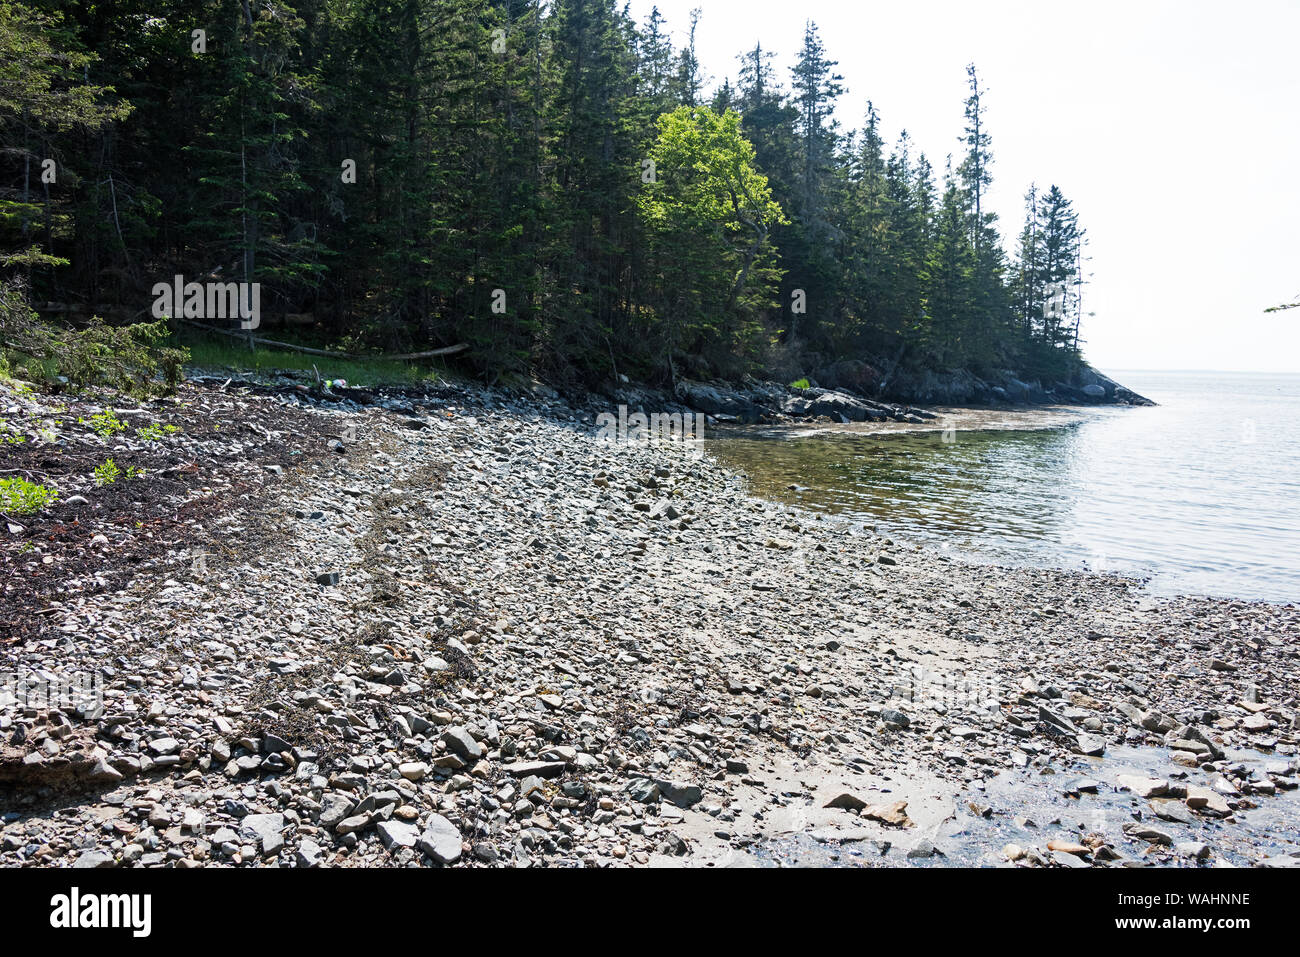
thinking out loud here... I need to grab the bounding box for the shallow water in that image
[708,371,1300,604]
[748,744,1300,868]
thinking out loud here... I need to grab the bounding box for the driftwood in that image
[179,318,469,361]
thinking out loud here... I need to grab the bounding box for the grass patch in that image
[173,328,445,388]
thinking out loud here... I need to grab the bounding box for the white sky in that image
[625,0,1300,374]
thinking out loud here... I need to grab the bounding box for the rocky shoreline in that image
[596,361,1152,428]
[1,374,1295,869]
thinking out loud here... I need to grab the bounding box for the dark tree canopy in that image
[1,1,1093,388]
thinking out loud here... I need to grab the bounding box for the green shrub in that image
[0,418,25,444]
[789,377,811,390]
[85,409,126,437]
[93,458,121,486]
[1,278,188,396]
[0,476,59,513]
[136,422,179,441]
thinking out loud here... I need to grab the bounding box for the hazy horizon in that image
[628,0,1300,375]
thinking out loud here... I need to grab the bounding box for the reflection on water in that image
[710,423,1095,550]
[708,372,1300,603]
[749,743,1300,868]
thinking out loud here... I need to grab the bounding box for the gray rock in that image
[441,726,483,762]
[1037,705,1079,739]
[627,779,661,803]
[656,779,703,809]
[1052,849,1091,868]
[335,813,372,836]
[824,792,868,812]
[503,760,566,779]
[86,755,124,784]
[72,850,116,869]
[1123,823,1174,846]
[906,840,941,859]
[880,708,910,729]
[295,839,324,868]
[239,812,285,856]
[418,814,463,864]
[377,820,420,850]
[1075,733,1106,757]
[1115,774,1168,798]
[319,792,353,829]
[262,733,292,754]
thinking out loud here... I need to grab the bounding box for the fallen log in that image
[179,318,469,361]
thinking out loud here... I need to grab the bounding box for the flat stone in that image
[377,820,420,850]
[503,760,566,779]
[656,779,703,809]
[296,839,324,867]
[1116,774,1168,798]
[239,812,285,856]
[319,792,354,829]
[862,800,912,827]
[441,726,483,762]
[1150,800,1196,825]
[1052,849,1091,868]
[418,814,462,864]
[1123,823,1174,846]
[334,813,372,835]
[1185,785,1231,816]
[1075,733,1106,757]
[72,850,116,869]
[398,761,429,781]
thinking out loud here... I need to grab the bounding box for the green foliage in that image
[93,458,120,486]
[0,417,25,443]
[0,1,1093,392]
[178,330,438,387]
[93,457,140,486]
[0,475,58,513]
[84,409,125,437]
[135,422,179,441]
[1,278,189,395]
[637,106,786,371]
[789,378,811,390]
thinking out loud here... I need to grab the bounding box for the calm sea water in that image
[709,371,1300,604]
